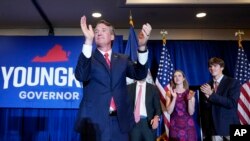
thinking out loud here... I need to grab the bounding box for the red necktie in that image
[104,53,116,111]
[104,53,111,68]
[134,85,142,123]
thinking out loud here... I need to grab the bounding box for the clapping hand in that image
[187,91,195,100]
[200,83,213,98]
[170,87,177,99]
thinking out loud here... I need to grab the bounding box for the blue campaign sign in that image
[0,36,123,109]
[0,36,84,109]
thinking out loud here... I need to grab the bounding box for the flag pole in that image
[234,30,250,125]
[129,10,134,27]
[235,30,244,48]
[125,10,138,84]
[156,29,169,141]
[160,29,168,46]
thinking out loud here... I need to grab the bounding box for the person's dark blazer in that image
[200,75,240,136]
[74,49,148,135]
[127,82,161,125]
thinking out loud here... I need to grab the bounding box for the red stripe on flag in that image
[155,79,171,139]
[247,81,250,88]
[159,85,170,105]
[238,110,248,125]
[159,94,166,105]
[238,99,250,119]
[238,82,250,124]
[162,113,170,140]
[241,86,250,104]
[163,113,170,129]
[164,85,170,92]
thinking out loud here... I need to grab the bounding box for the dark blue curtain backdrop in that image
[147,40,250,86]
[1,40,250,141]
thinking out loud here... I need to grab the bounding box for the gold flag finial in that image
[235,30,244,48]
[160,29,168,46]
[129,10,134,27]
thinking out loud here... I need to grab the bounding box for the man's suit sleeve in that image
[75,53,91,83]
[126,56,148,81]
[152,85,162,116]
[208,79,240,109]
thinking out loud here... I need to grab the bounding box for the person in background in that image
[74,15,152,141]
[166,70,197,141]
[127,78,161,141]
[200,57,240,141]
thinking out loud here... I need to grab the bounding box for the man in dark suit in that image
[74,15,152,141]
[127,79,161,141]
[200,57,240,141]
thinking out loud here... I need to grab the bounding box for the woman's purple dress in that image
[169,90,197,141]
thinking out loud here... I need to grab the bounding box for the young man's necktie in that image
[214,81,219,93]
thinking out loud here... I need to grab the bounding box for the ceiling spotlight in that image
[196,12,206,18]
[92,12,102,18]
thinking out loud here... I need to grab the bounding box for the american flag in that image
[234,47,250,125]
[155,44,174,140]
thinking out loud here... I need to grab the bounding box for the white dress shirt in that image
[82,44,148,65]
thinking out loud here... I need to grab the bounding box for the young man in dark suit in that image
[200,57,241,141]
[74,15,152,141]
[127,79,161,141]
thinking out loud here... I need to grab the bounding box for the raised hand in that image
[187,91,195,100]
[170,87,177,98]
[138,23,152,51]
[80,16,94,45]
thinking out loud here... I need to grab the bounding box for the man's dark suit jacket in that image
[74,50,148,135]
[200,75,240,136]
[127,82,161,125]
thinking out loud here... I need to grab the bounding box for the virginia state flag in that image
[124,26,138,62]
[124,18,154,85]
[124,14,139,85]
